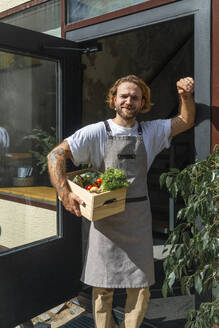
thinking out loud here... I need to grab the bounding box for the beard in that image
[115,105,141,121]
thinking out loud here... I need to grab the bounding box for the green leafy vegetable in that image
[100,168,130,191]
[73,171,99,187]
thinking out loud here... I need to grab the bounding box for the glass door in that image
[0,51,58,250]
[0,22,82,328]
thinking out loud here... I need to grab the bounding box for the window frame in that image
[62,0,179,37]
[66,0,211,161]
[0,0,49,19]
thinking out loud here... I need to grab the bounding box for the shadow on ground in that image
[59,311,187,328]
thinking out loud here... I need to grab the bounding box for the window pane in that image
[66,0,150,24]
[0,51,58,252]
[1,0,61,37]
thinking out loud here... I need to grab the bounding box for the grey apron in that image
[81,121,155,288]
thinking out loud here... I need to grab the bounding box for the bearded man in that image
[47,74,195,328]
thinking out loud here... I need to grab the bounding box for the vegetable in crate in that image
[72,171,99,188]
[72,168,129,193]
[100,168,130,191]
[73,175,84,187]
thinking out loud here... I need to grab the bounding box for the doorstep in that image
[15,291,193,328]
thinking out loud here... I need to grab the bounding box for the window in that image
[66,0,150,25]
[0,51,58,251]
[1,0,61,36]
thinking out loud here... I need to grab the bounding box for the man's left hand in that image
[176,77,194,96]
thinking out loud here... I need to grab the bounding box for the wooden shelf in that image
[0,186,57,211]
[5,152,32,160]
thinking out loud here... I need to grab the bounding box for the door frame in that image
[65,0,212,307]
[66,0,211,161]
[0,22,83,328]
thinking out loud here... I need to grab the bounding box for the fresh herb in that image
[100,168,130,191]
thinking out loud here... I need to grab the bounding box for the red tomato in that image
[96,178,102,185]
[85,185,92,190]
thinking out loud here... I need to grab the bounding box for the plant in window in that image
[160,146,219,328]
[24,127,56,175]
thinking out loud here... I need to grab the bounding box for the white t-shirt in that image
[65,119,171,172]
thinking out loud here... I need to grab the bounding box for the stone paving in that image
[15,301,86,328]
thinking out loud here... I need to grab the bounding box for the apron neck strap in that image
[104,120,111,134]
[104,120,143,136]
[138,123,142,135]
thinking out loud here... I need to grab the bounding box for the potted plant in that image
[160,146,219,328]
[24,127,56,184]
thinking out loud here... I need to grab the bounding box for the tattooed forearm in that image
[47,141,85,216]
[47,141,72,199]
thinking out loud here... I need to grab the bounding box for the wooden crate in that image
[67,169,127,221]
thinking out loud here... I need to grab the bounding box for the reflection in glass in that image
[0,51,58,252]
[66,0,150,24]
[1,0,61,37]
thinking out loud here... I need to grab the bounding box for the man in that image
[47,75,195,328]
[0,126,10,185]
[0,126,9,156]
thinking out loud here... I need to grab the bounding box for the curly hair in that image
[106,75,152,113]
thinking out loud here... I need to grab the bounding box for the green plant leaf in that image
[168,271,176,288]
[162,280,168,298]
[194,275,203,294]
[183,231,190,246]
[166,176,173,189]
[160,173,167,188]
[203,231,209,248]
[24,127,56,175]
